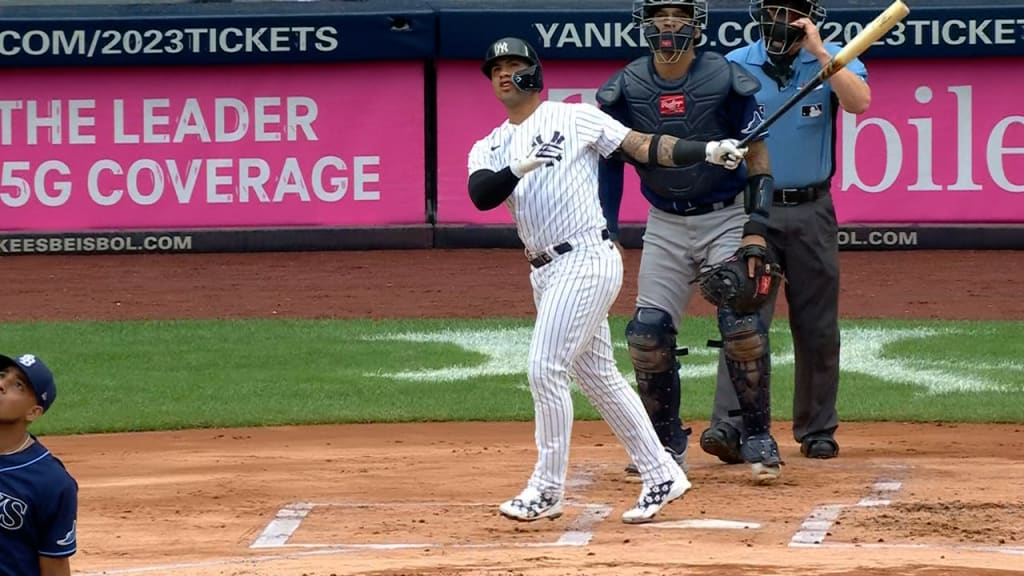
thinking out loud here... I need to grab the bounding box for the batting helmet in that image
[750,0,828,56]
[632,0,708,59]
[480,37,544,92]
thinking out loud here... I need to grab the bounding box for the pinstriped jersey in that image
[468,101,630,254]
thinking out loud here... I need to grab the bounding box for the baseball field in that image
[3,248,1023,576]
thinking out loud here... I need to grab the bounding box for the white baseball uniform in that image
[467,101,683,493]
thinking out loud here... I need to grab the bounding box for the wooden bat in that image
[736,0,910,148]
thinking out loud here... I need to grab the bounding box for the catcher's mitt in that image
[695,245,783,314]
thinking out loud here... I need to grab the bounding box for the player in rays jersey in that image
[0,354,78,576]
[598,0,785,485]
[467,36,747,524]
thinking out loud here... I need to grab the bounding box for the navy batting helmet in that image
[481,37,544,92]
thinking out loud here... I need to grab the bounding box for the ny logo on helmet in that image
[17,354,36,367]
[494,41,509,54]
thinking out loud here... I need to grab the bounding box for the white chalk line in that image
[250,502,314,548]
[248,467,607,550]
[798,541,1024,556]
[789,468,1022,556]
[790,476,905,547]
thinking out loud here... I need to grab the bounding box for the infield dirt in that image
[6,249,1023,576]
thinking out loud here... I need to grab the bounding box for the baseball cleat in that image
[498,486,563,521]
[751,462,782,483]
[699,423,744,465]
[741,433,783,485]
[621,472,691,524]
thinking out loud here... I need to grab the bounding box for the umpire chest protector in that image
[598,52,758,202]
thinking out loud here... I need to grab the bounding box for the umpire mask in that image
[633,0,708,64]
[751,0,827,59]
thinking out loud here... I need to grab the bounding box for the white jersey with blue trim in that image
[468,101,630,253]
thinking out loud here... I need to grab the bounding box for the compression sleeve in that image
[468,168,519,211]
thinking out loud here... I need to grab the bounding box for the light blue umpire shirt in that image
[726,40,868,189]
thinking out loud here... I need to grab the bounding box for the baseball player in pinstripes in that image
[466,36,747,524]
[599,0,785,484]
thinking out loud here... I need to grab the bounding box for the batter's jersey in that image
[468,100,629,254]
[0,438,78,576]
[726,42,868,188]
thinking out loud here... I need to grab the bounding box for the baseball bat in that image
[736,0,910,148]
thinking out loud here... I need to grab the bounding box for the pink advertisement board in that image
[0,63,425,231]
[437,58,1024,225]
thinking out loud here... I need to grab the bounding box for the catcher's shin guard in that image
[626,308,689,448]
[718,306,772,436]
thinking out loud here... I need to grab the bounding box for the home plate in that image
[647,519,761,530]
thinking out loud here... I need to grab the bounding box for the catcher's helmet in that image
[750,0,827,56]
[481,37,543,92]
[632,0,708,61]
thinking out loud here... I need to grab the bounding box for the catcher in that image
[598,0,785,484]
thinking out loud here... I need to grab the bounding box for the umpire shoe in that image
[741,433,783,484]
[801,433,840,459]
[699,423,744,465]
[624,445,689,482]
[621,470,691,524]
[499,486,563,522]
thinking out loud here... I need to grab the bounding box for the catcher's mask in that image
[481,37,544,92]
[750,0,827,58]
[633,0,707,64]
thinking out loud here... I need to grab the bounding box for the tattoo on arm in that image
[618,130,684,166]
[745,140,770,175]
[618,131,651,163]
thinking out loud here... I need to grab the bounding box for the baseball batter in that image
[0,353,78,576]
[599,0,785,484]
[467,36,746,523]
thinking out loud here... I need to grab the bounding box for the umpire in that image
[722,0,870,458]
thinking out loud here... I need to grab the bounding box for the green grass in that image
[2,317,1021,435]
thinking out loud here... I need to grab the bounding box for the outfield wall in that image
[1,0,1022,254]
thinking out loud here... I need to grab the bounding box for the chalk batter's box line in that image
[249,501,612,550]
[790,467,1023,556]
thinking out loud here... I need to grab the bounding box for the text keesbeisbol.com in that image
[0,235,193,254]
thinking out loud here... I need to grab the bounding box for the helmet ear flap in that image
[512,64,544,92]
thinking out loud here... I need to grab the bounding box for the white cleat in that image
[751,462,782,484]
[621,473,691,524]
[499,486,563,522]
[742,433,783,485]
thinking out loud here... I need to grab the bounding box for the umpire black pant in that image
[709,188,841,444]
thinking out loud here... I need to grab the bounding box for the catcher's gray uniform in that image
[599,0,784,484]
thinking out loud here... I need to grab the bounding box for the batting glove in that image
[705,139,748,170]
[510,135,565,178]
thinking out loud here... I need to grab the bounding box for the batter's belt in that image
[527,229,611,269]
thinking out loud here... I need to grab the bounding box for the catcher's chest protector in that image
[620,52,734,202]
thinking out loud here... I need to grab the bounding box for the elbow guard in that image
[742,174,774,237]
